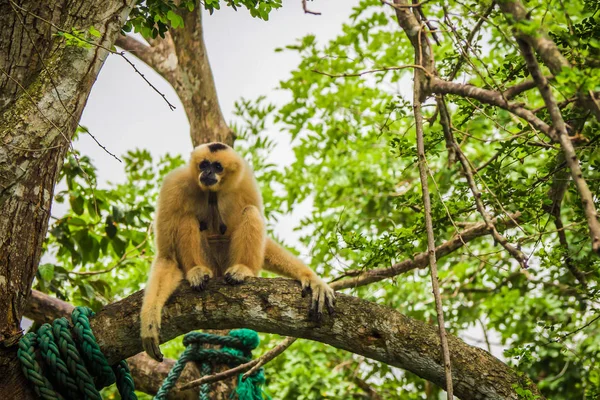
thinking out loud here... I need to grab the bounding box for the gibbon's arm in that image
[140,258,182,362]
[263,237,335,319]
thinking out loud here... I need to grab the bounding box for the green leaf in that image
[166,10,183,29]
[88,26,101,38]
[38,264,55,282]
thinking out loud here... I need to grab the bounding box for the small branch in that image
[77,126,121,162]
[312,64,431,79]
[302,0,321,15]
[447,2,496,81]
[414,69,454,399]
[330,214,520,290]
[178,336,297,390]
[119,51,176,111]
[242,337,296,380]
[438,97,528,268]
[544,153,588,287]
[518,40,600,254]
[115,34,178,88]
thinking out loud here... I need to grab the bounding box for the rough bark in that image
[36,278,536,400]
[116,6,234,146]
[0,0,134,397]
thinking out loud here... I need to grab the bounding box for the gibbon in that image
[141,142,335,362]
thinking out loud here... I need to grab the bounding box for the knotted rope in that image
[155,329,267,400]
[18,306,136,400]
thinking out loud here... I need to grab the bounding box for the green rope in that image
[154,329,268,400]
[18,306,137,400]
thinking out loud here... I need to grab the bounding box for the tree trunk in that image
[0,1,133,397]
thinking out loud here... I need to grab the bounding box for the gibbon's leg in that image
[178,215,213,290]
[141,257,183,362]
[264,237,335,320]
[224,205,265,284]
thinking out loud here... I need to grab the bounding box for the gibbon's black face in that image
[190,142,242,192]
[198,159,223,187]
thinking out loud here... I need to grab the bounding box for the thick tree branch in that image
[170,7,233,146]
[27,279,540,400]
[517,40,600,254]
[429,77,555,140]
[331,214,520,290]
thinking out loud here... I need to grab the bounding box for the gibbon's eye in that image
[199,160,210,170]
[213,162,224,173]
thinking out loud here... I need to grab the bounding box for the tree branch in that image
[28,279,540,400]
[177,336,297,390]
[331,214,520,290]
[503,77,552,100]
[429,77,555,140]
[517,40,600,254]
[498,0,600,120]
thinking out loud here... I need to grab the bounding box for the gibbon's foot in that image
[142,335,163,362]
[187,265,213,290]
[224,264,254,285]
[301,275,336,322]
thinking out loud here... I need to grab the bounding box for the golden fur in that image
[141,142,335,362]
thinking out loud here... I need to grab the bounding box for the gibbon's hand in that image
[301,275,335,321]
[142,335,163,362]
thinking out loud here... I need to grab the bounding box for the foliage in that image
[40,0,600,399]
[123,0,282,39]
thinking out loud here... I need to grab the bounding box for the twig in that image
[518,39,600,254]
[242,337,297,380]
[179,336,297,390]
[302,0,321,15]
[447,2,496,81]
[312,64,431,79]
[381,0,433,9]
[438,97,528,268]
[413,50,453,397]
[503,76,552,100]
[78,126,122,162]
